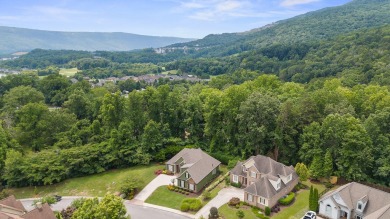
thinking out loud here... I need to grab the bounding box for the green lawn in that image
[59,68,79,77]
[272,181,326,219]
[219,204,258,219]
[145,186,190,210]
[10,164,163,199]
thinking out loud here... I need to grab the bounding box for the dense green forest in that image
[0,0,389,190]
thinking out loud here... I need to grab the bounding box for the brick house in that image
[230,155,299,209]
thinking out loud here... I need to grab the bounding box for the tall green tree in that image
[141,120,162,153]
[323,149,333,178]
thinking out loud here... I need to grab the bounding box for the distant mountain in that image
[167,0,390,57]
[0,26,195,54]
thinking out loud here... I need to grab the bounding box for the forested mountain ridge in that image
[166,0,390,57]
[0,26,195,55]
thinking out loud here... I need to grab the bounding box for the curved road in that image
[20,197,191,219]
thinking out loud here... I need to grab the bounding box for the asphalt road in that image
[20,197,191,219]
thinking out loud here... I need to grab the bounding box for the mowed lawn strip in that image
[145,186,189,210]
[219,204,258,219]
[10,164,164,199]
[272,181,326,219]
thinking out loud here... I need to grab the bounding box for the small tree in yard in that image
[309,185,314,211]
[237,210,245,218]
[314,188,319,212]
[120,176,144,199]
[209,207,219,219]
[295,163,309,181]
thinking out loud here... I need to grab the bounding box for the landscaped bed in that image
[219,203,261,219]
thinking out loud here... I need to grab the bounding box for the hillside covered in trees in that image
[0,0,389,190]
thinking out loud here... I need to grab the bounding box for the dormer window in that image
[357,203,362,210]
[288,174,292,181]
[276,181,281,190]
[185,172,189,178]
[243,167,247,172]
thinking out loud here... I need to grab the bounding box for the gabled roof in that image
[246,155,294,178]
[166,148,221,184]
[365,204,390,219]
[230,161,246,177]
[21,203,56,219]
[245,172,298,198]
[320,182,390,216]
[0,196,26,213]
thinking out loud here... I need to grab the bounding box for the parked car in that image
[302,211,316,219]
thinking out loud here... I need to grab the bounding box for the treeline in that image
[0,73,389,187]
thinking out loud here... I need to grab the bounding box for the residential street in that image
[20,196,191,219]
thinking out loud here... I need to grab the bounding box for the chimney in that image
[36,202,42,210]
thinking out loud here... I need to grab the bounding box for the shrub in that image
[228,197,241,206]
[0,189,10,200]
[237,210,245,218]
[251,207,269,219]
[119,176,144,200]
[181,203,190,212]
[227,159,240,169]
[265,207,271,216]
[209,207,219,219]
[181,198,203,212]
[279,192,295,205]
[202,191,211,201]
[324,182,334,188]
[231,182,242,188]
[70,198,87,209]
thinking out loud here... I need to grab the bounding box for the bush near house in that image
[231,182,242,188]
[180,198,202,212]
[251,207,269,219]
[228,197,241,206]
[278,192,295,205]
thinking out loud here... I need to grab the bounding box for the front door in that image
[181,180,185,188]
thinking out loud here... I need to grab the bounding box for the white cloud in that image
[280,0,320,7]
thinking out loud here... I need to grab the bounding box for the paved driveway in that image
[134,174,176,202]
[195,187,244,219]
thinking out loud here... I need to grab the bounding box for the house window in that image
[288,174,292,181]
[185,172,189,178]
[247,194,253,202]
[212,168,216,175]
[251,171,256,178]
[168,165,173,172]
[233,175,238,183]
[258,197,265,205]
[326,204,332,216]
[356,216,362,219]
[189,184,195,191]
[243,167,247,172]
[276,181,281,190]
[181,180,185,188]
[357,202,362,210]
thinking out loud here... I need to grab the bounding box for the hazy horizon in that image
[0,0,351,38]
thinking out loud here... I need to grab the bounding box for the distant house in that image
[0,195,56,219]
[230,155,298,209]
[319,182,390,219]
[166,148,221,193]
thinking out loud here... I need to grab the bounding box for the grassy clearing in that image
[219,204,258,219]
[161,70,178,75]
[272,181,326,219]
[59,68,79,77]
[145,186,191,210]
[10,164,163,199]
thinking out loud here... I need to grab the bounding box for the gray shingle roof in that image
[250,155,294,178]
[245,172,298,198]
[230,161,246,177]
[166,148,221,184]
[320,182,390,217]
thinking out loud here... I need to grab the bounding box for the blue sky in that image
[0,0,352,38]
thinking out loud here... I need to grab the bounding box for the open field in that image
[10,164,164,199]
[59,68,79,77]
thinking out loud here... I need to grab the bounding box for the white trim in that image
[233,175,238,183]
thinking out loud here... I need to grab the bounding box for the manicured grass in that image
[10,164,164,199]
[272,181,326,219]
[219,204,258,219]
[59,68,79,77]
[145,186,190,210]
